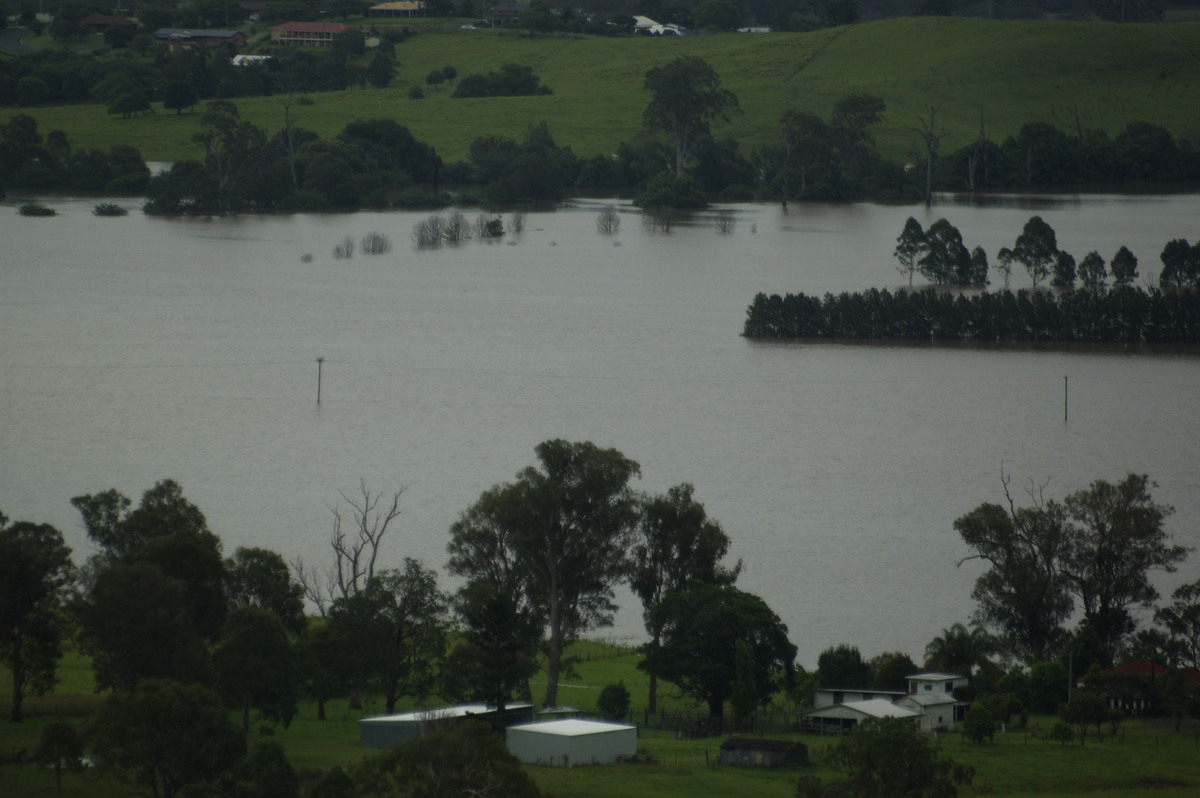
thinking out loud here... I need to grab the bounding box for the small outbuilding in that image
[359,704,534,748]
[719,738,807,768]
[506,719,636,767]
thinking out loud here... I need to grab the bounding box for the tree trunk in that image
[9,640,23,723]
[543,568,563,708]
[317,698,326,721]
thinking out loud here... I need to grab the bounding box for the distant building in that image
[1079,659,1200,715]
[231,54,272,66]
[369,1,425,16]
[269,21,350,46]
[81,14,139,34]
[632,15,685,36]
[153,28,247,51]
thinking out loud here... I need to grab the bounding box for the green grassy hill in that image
[4,18,1200,166]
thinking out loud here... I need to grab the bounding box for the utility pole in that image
[317,357,324,405]
[1063,375,1068,423]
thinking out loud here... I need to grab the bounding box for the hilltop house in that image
[153,28,247,51]
[269,22,350,46]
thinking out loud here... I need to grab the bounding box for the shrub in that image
[596,204,620,233]
[333,235,355,259]
[597,681,631,721]
[360,232,393,255]
[19,202,55,216]
[93,202,129,216]
[634,172,707,210]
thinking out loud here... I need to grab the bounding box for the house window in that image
[945,683,953,693]
[924,684,932,692]
[832,691,844,704]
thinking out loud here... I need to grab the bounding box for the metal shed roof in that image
[509,719,635,737]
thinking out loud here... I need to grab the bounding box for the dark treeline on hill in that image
[743,286,1200,343]
[0,30,419,109]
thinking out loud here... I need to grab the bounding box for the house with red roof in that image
[1078,659,1200,714]
[269,22,350,46]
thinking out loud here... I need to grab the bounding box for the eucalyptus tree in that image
[918,218,970,285]
[643,56,740,175]
[1012,216,1059,287]
[0,514,75,722]
[1155,579,1200,668]
[1111,246,1139,287]
[640,583,795,720]
[1078,251,1107,290]
[628,483,740,711]
[1052,250,1077,288]
[326,559,448,714]
[893,217,927,286]
[447,439,642,708]
[1060,474,1188,666]
[954,476,1073,665]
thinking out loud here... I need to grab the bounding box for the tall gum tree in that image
[447,439,641,709]
[628,483,740,712]
[0,514,74,722]
[642,56,739,175]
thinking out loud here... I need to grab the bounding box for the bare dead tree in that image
[913,107,946,208]
[291,480,406,615]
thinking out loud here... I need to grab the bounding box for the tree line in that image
[6,50,1200,208]
[1,441,792,733]
[5,453,1198,793]
[743,285,1200,343]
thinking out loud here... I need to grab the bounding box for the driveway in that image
[0,27,36,54]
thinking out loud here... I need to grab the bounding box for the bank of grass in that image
[4,640,1200,798]
[3,18,1199,166]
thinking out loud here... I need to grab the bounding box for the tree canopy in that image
[640,583,795,719]
[643,56,739,175]
[88,679,245,798]
[628,482,741,711]
[448,439,641,709]
[0,514,74,722]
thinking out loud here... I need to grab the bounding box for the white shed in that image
[506,719,636,767]
[359,704,534,748]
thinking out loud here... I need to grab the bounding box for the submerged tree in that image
[1012,216,1059,287]
[894,217,927,286]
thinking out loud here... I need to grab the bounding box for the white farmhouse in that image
[802,672,969,733]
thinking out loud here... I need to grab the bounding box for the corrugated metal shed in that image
[719,738,807,768]
[359,704,534,748]
[506,719,637,767]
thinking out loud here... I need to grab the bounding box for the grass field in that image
[3,18,1200,165]
[4,640,1200,798]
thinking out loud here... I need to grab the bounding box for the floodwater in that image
[2,191,1198,667]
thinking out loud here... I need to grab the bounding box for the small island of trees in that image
[745,217,1200,344]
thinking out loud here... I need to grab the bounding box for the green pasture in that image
[4,637,1200,798]
[4,18,1200,166]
